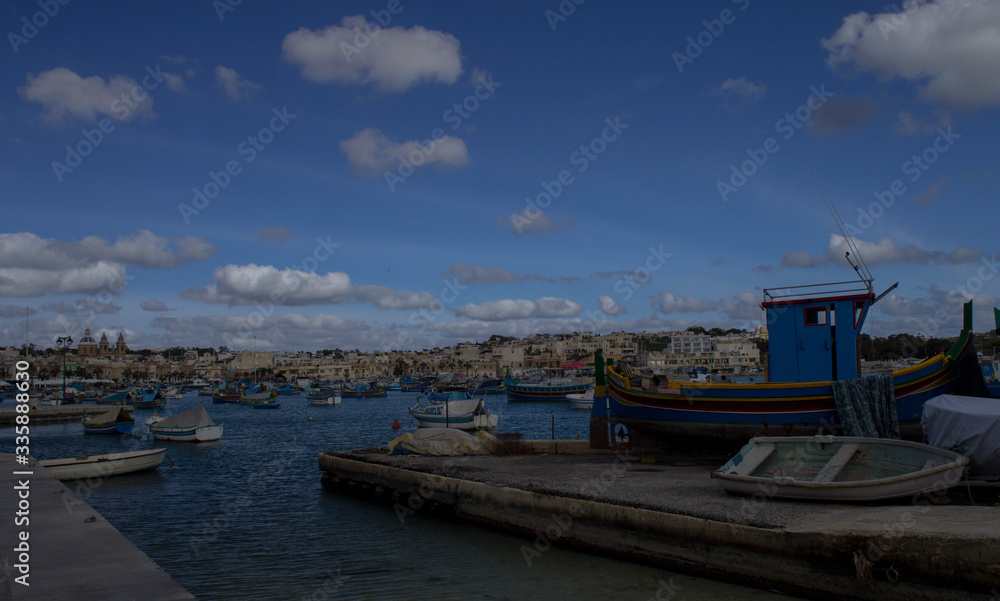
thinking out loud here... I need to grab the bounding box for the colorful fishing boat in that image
[212,381,241,404]
[506,372,589,402]
[251,398,282,409]
[82,406,135,434]
[470,378,506,395]
[133,390,166,409]
[97,390,132,405]
[603,281,986,447]
[341,383,387,398]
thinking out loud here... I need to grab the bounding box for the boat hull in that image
[149,424,223,442]
[711,435,969,501]
[39,448,166,480]
[506,382,589,402]
[605,331,974,446]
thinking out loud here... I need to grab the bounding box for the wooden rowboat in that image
[711,435,969,501]
[39,448,166,480]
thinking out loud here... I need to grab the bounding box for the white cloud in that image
[782,234,985,267]
[442,264,519,285]
[825,234,982,265]
[453,297,582,321]
[0,231,213,297]
[215,66,262,100]
[0,262,128,297]
[499,210,574,236]
[339,128,469,176]
[163,73,188,94]
[18,67,153,123]
[598,295,627,316]
[652,292,717,314]
[181,263,439,310]
[823,0,1000,108]
[781,250,829,268]
[894,110,950,137]
[282,16,463,91]
[252,226,296,244]
[713,77,767,102]
[718,291,762,322]
[141,299,171,312]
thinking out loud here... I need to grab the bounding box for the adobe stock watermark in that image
[179,106,296,224]
[673,0,751,73]
[875,0,920,41]
[384,71,501,191]
[51,64,170,182]
[716,84,833,201]
[509,115,628,233]
[583,244,671,331]
[846,126,960,238]
[339,0,411,62]
[7,0,71,54]
[545,0,586,31]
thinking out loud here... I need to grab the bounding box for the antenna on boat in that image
[812,176,873,288]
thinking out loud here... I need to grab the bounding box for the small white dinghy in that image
[712,435,969,502]
[38,448,167,480]
[567,388,595,410]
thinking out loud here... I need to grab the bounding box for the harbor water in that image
[3,392,802,600]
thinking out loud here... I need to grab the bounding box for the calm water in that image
[3,392,799,601]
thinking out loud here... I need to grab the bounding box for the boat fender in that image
[391,419,401,429]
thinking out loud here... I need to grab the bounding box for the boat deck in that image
[0,453,196,600]
[319,442,1000,601]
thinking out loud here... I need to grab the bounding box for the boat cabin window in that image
[804,306,827,326]
[854,299,866,329]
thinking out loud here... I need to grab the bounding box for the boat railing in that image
[762,279,873,303]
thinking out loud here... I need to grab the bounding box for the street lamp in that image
[56,336,73,404]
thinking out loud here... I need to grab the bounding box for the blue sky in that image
[1,0,998,351]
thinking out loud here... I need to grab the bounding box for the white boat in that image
[161,387,182,399]
[409,394,498,431]
[712,435,969,502]
[309,393,341,406]
[38,448,167,480]
[147,405,223,442]
[567,388,595,410]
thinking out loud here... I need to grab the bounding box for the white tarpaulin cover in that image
[388,428,499,456]
[154,405,216,429]
[922,394,1000,480]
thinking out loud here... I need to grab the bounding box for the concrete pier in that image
[0,454,196,600]
[319,442,1000,601]
[0,405,108,426]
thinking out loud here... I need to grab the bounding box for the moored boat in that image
[567,388,595,410]
[82,406,135,434]
[711,435,969,501]
[147,406,223,442]
[409,392,498,430]
[39,448,167,480]
[603,282,987,447]
[133,390,166,409]
[341,383,387,398]
[506,374,589,402]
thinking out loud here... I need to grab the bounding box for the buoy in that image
[391,419,401,429]
[308,417,313,421]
